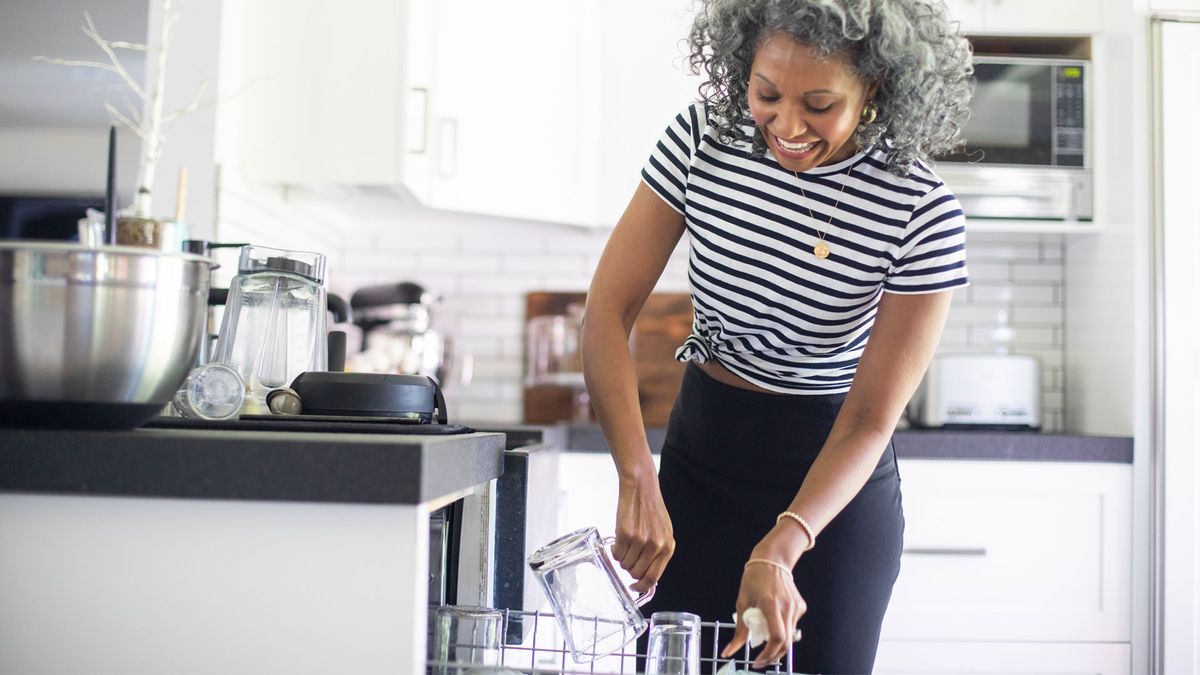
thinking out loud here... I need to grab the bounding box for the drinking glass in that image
[172,363,245,420]
[430,605,505,675]
[645,611,701,675]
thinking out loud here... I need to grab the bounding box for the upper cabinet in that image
[233,0,412,185]
[229,0,700,227]
[1149,0,1200,10]
[407,0,700,227]
[946,0,1103,35]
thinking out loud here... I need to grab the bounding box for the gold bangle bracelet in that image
[776,511,816,552]
[744,557,793,576]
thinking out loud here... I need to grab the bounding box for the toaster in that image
[907,353,1041,430]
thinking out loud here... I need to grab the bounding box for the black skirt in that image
[640,363,904,674]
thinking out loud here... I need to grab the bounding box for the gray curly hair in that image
[688,0,974,176]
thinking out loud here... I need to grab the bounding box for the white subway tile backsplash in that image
[468,357,525,380]
[1039,237,1065,262]
[1012,306,1065,325]
[451,295,525,318]
[972,283,1057,305]
[1013,262,1064,283]
[417,253,503,276]
[503,254,590,275]
[948,305,1013,325]
[964,262,1011,282]
[964,241,1041,261]
[459,275,543,295]
[457,316,524,341]
[217,184,1068,428]
[537,275,594,291]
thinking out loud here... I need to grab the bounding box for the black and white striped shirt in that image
[641,102,969,394]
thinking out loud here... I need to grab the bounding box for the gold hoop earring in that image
[861,102,878,125]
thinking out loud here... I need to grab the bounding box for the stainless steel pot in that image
[0,241,215,428]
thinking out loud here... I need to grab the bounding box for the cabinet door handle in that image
[408,87,429,154]
[437,118,457,178]
[903,547,988,556]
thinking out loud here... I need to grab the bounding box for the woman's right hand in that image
[612,473,674,593]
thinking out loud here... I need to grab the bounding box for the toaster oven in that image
[908,353,1042,430]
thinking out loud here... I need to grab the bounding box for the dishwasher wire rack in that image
[427,607,801,674]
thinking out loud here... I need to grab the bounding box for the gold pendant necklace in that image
[795,169,850,260]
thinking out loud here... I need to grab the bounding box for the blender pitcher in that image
[527,526,655,663]
[212,246,328,414]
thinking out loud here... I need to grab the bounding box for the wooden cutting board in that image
[523,291,692,426]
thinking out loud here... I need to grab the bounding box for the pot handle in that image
[602,536,658,606]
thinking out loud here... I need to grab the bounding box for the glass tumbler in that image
[645,611,701,674]
[172,363,245,420]
[430,605,505,675]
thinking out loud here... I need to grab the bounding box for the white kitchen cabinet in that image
[875,458,1132,674]
[876,641,1131,675]
[1150,0,1200,10]
[413,0,592,226]
[946,0,1103,35]
[558,450,662,536]
[229,0,699,225]
[233,0,413,185]
[409,0,701,227]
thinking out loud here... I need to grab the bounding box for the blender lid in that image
[236,245,326,283]
[289,372,447,423]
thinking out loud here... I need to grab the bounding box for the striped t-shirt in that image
[641,102,969,394]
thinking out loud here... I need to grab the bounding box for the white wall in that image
[216,184,1070,429]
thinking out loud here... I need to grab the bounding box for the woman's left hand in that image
[719,555,806,668]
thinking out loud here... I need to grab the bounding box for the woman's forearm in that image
[756,427,893,565]
[580,310,657,483]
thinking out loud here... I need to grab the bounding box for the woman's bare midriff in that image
[697,360,777,394]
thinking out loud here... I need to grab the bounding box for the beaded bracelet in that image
[744,558,793,576]
[776,511,817,552]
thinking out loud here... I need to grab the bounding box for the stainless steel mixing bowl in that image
[0,241,215,428]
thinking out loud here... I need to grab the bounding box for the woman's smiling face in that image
[748,32,877,172]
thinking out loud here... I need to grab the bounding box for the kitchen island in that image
[0,425,505,675]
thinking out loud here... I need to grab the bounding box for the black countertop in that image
[0,426,506,504]
[564,425,1134,463]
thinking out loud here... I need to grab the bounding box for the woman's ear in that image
[866,81,880,102]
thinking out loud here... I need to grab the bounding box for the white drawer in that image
[881,460,1131,642]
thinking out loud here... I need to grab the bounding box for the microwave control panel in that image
[1053,64,1086,168]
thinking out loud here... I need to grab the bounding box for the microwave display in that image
[941,58,1086,169]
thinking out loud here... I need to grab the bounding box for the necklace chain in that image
[794,169,851,260]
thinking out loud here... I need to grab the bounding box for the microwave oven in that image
[935,56,1091,221]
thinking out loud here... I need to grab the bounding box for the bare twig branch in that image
[104,102,146,139]
[108,40,148,51]
[161,80,208,125]
[81,12,146,100]
[123,98,144,127]
[31,55,122,74]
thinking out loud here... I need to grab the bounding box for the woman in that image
[581,0,973,671]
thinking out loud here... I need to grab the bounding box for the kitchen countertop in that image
[0,425,506,505]
[564,424,1134,463]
